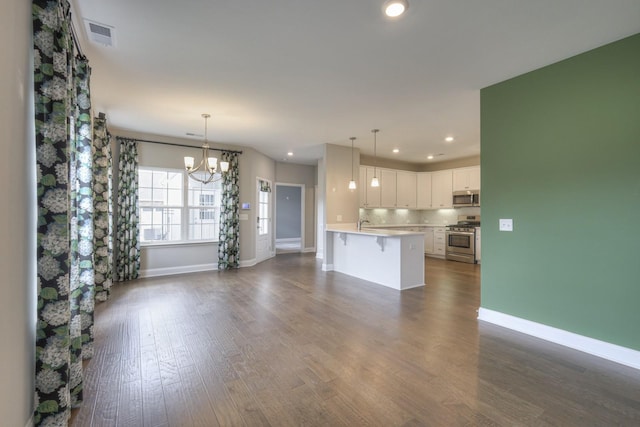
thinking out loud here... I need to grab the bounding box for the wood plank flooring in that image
[71,255,640,426]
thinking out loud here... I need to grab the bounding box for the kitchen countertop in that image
[361,223,449,228]
[326,224,425,237]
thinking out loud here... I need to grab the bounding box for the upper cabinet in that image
[359,166,380,208]
[416,172,432,209]
[359,165,477,210]
[431,170,453,208]
[452,166,480,192]
[380,169,397,208]
[396,171,417,208]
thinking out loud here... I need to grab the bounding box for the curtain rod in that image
[130,137,243,155]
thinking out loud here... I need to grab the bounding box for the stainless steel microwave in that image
[452,190,480,207]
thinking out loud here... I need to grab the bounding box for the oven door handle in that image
[446,231,475,236]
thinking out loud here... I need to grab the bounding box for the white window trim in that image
[139,166,221,246]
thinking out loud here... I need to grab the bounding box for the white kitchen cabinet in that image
[380,169,397,208]
[475,227,481,263]
[431,170,453,209]
[359,166,380,208]
[433,226,446,257]
[422,227,434,254]
[453,166,480,191]
[416,172,432,209]
[396,171,417,208]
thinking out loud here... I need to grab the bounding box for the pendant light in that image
[371,129,380,187]
[348,137,357,190]
[184,113,230,184]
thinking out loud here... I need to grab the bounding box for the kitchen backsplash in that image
[359,207,481,226]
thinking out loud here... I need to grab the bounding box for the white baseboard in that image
[478,308,640,370]
[239,258,257,268]
[303,247,316,253]
[139,263,217,278]
[139,256,282,277]
[316,251,324,260]
[275,238,301,243]
[322,263,334,271]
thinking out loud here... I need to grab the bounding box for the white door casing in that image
[256,178,272,263]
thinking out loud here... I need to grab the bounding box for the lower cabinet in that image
[423,227,434,254]
[413,226,445,257]
[433,227,446,257]
[475,227,481,263]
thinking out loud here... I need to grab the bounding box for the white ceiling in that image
[70,0,640,165]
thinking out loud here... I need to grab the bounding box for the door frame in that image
[274,182,305,253]
[255,176,274,263]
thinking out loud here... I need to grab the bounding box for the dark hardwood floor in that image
[71,254,640,426]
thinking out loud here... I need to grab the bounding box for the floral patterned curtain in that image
[33,0,95,424]
[218,151,240,269]
[92,116,113,300]
[116,137,140,280]
[70,56,95,368]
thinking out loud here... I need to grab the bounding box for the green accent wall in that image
[480,33,640,351]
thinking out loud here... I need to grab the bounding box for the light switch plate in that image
[499,218,513,231]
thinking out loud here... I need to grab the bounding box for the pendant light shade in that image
[348,137,357,190]
[371,129,380,187]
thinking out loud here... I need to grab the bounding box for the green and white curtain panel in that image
[32,0,103,424]
[218,151,240,269]
[92,116,113,300]
[116,137,140,280]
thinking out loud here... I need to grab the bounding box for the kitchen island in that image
[323,225,425,290]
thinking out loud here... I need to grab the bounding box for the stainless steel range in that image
[446,215,480,264]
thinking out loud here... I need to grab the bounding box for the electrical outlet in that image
[337,215,342,222]
[499,218,513,231]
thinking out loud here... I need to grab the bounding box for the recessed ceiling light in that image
[427,155,434,160]
[383,0,408,18]
[287,152,293,156]
[445,136,454,142]
[392,148,399,153]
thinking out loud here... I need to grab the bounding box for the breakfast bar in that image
[322,225,425,290]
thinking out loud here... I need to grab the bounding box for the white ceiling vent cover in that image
[84,20,115,47]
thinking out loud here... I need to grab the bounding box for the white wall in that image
[324,143,360,225]
[0,0,36,425]
[316,158,326,259]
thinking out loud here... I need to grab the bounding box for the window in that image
[258,186,269,236]
[139,168,222,244]
[139,169,182,242]
[187,174,222,241]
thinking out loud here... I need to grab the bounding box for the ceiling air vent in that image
[84,20,115,47]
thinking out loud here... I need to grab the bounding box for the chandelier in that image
[184,113,229,184]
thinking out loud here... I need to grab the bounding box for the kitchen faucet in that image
[357,218,370,231]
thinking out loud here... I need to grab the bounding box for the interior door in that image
[256,178,272,263]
